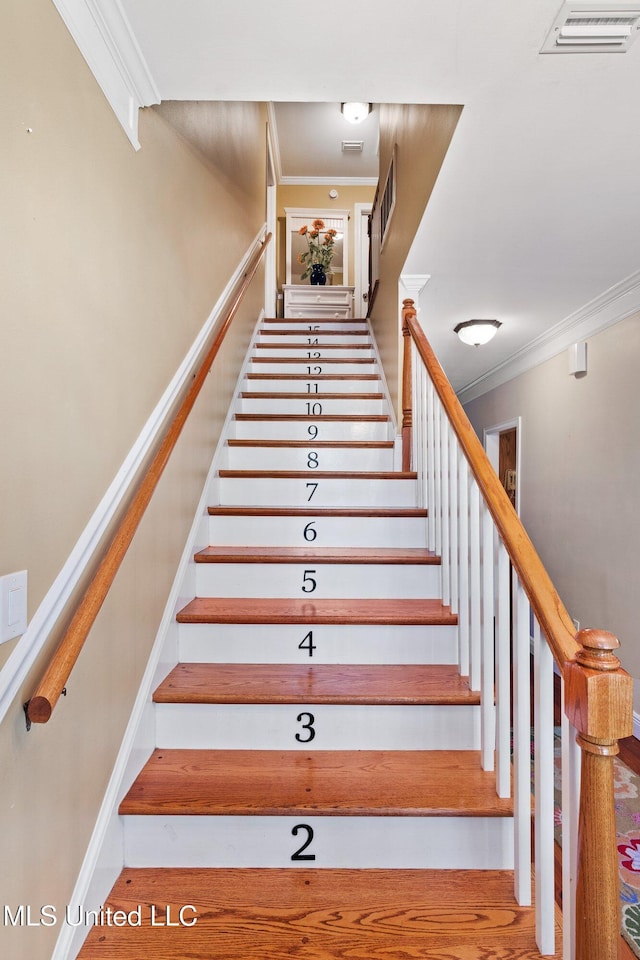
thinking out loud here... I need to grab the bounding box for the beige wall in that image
[464,316,640,708]
[371,104,462,421]
[0,1,266,956]
[276,183,375,308]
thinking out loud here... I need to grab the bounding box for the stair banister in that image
[26,233,272,726]
[402,298,633,960]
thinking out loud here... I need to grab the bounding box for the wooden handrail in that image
[404,304,579,673]
[26,233,272,725]
[401,300,413,471]
[403,299,633,960]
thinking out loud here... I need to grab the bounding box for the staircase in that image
[76,313,559,959]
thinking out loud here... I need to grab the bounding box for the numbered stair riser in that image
[178,623,460,665]
[261,322,368,334]
[121,816,514,870]
[222,447,395,472]
[194,563,441,599]
[239,397,386,415]
[254,346,375,359]
[242,378,382,394]
[258,334,369,346]
[231,420,391,441]
[207,515,428,548]
[154,703,480,751]
[216,477,416,507]
[248,361,377,375]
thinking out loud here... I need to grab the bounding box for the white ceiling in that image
[122,0,640,395]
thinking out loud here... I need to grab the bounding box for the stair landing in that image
[77,867,561,959]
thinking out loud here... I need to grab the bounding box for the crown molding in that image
[457,269,640,404]
[401,274,431,301]
[52,0,160,149]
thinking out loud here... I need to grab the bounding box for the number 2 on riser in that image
[291,824,316,861]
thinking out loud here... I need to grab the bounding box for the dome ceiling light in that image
[454,319,502,346]
[341,102,371,124]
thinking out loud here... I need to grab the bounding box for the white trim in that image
[0,227,267,729]
[633,710,640,741]
[484,417,522,516]
[458,268,640,404]
[279,176,379,186]
[266,103,283,185]
[353,202,372,317]
[52,310,265,960]
[400,274,431,302]
[51,0,159,149]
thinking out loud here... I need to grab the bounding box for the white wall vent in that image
[342,140,364,152]
[541,2,640,52]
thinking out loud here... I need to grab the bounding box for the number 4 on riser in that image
[299,631,316,656]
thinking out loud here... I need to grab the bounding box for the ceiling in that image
[121,0,640,396]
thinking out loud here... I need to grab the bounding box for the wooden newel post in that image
[565,629,633,960]
[401,299,416,472]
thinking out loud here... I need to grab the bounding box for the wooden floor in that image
[78,867,561,960]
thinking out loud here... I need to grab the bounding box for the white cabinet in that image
[283,284,354,319]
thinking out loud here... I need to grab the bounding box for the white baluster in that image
[534,619,556,954]
[433,392,442,558]
[440,407,450,606]
[562,680,580,960]
[514,580,532,905]
[457,453,470,677]
[426,379,436,553]
[468,477,481,692]
[481,501,495,772]
[496,540,511,798]
[449,424,459,615]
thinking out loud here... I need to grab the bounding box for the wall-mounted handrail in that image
[402,297,633,960]
[26,233,272,726]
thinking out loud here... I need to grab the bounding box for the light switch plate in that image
[0,570,28,643]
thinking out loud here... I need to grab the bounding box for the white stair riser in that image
[155,703,480,751]
[239,398,386,415]
[231,421,391,442]
[262,322,368,333]
[258,334,370,346]
[178,623,459,665]
[254,347,375,359]
[194,563,441,599]
[243,379,382,394]
[207,515,428,548]
[223,447,394,472]
[249,362,377,375]
[217,476,416,507]
[122,815,514,870]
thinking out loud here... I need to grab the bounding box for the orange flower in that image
[308,230,319,239]
[326,228,337,237]
[298,225,308,235]
[312,219,325,231]
[297,253,304,263]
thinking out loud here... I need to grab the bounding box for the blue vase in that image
[310,263,326,285]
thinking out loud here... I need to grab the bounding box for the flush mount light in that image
[341,102,371,123]
[454,319,502,346]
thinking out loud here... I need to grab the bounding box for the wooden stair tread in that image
[260,330,370,336]
[251,356,375,363]
[240,391,385,399]
[194,546,440,565]
[79,867,556,960]
[246,373,380,381]
[176,597,457,625]
[207,507,428,517]
[234,414,390,421]
[264,317,367,323]
[254,343,373,350]
[154,664,479,706]
[120,749,512,817]
[218,470,417,479]
[227,439,394,448]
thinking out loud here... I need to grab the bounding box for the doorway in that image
[353,202,372,319]
[484,417,521,514]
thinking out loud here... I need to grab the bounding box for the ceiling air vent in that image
[341,140,364,153]
[541,2,640,52]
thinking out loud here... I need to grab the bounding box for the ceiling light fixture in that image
[454,319,502,346]
[341,102,371,124]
